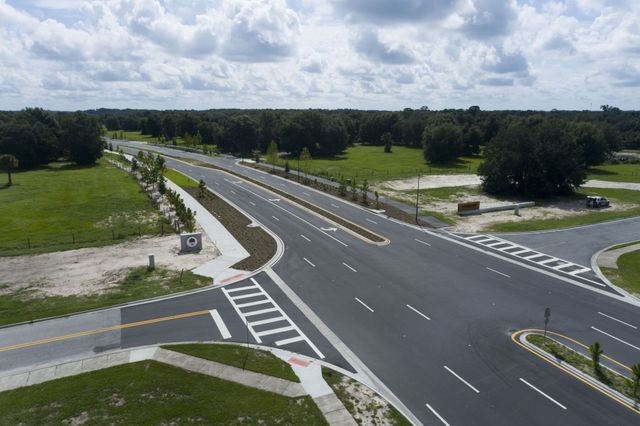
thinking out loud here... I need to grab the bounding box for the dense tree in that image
[162,115,178,140]
[0,154,18,186]
[573,122,609,167]
[478,120,585,197]
[60,113,104,165]
[0,114,60,168]
[462,125,483,156]
[381,132,393,153]
[422,123,464,164]
[224,115,258,155]
[279,111,347,157]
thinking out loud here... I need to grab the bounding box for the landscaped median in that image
[513,329,640,414]
[598,242,640,297]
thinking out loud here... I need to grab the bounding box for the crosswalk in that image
[461,234,604,286]
[222,278,325,358]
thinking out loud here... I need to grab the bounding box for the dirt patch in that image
[0,234,218,298]
[383,186,635,233]
[381,174,481,191]
[184,187,276,271]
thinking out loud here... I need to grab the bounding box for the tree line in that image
[0,108,104,178]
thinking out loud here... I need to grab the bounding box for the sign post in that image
[544,307,551,343]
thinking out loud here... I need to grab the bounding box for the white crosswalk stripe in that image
[222,278,325,358]
[461,234,604,286]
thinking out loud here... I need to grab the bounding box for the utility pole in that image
[415,171,421,223]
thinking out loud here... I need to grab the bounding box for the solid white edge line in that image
[209,309,231,339]
[303,257,316,267]
[519,378,567,410]
[249,201,256,206]
[591,326,640,351]
[342,262,357,272]
[300,234,311,242]
[597,312,638,329]
[486,267,511,278]
[271,215,280,221]
[414,238,431,246]
[425,403,451,426]
[406,304,431,320]
[355,297,374,313]
[444,366,479,393]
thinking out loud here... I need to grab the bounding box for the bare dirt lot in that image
[0,233,218,298]
[377,175,638,233]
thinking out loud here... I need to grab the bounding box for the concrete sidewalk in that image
[0,344,357,426]
[597,242,640,269]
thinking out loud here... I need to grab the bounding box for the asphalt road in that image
[3,140,640,425]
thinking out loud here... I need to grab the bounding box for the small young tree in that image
[589,342,603,377]
[131,157,139,172]
[198,179,207,198]
[338,176,347,196]
[299,146,312,180]
[374,190,380,209]
[284,161,290,175]
[632,363,640,399]
[267,140,278,170]
[381,132,393,153]
[0,154,19,186]
[157,177,166,195]
[350,178,358,201]
[360,178,370,205]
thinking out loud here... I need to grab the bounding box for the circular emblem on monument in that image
[186,236,198,248]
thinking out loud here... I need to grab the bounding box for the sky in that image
[0,0,639,111]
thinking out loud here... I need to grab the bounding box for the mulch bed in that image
[184,187,276,271]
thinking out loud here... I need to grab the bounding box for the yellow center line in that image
[512,328,640,415]
[0,309,210,354]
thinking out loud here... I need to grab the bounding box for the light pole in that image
[415,171,421,223]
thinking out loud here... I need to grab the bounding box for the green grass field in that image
[486,188,640,232]
[0,361,325,425]
[0,159,167,256]
[275,145,483,183]
[164,168,199,188]
[0,267,209,326]
[588,162,640,183]
[602,249,640,294]
[163,344,299,382]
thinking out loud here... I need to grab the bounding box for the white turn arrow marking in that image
[320,227,338,232]
[268,198,281,202]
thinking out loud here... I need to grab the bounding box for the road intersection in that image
[2,140,640,425]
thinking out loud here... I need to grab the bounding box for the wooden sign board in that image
[458,201,480,213]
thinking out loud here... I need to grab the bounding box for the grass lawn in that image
[0,361,325,425]
[0,267,209,326]
[526,334,637,401]
[0,159,167,256]
[164,168,199,188]
[163,344,299,382]
[486,188,640,232]
[588,162,640,183]
[276,145,483,183]
[602,249,640,294]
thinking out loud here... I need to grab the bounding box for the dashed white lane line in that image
[406,304,431,321]
[425,404,450,426]
[279,183,287,187]
[444,366,479,393]
[486,267,510,278]
[342,262,357,272]
[209,309,231,339]
[303,257,316,267]
[303,192,311,196]
[249,201,256,206]
[230,190,236,194]
[355,297,374,313]
[414,238,431,246]
[591,326,640,351]
[214,182,219,186]
[519,378,567,410]
[597,312,637,329]
[271,215,280,221]
[366,218,378,224]
[300,234,311,242]
[330,203,340,208]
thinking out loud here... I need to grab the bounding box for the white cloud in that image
[0,0,638,110]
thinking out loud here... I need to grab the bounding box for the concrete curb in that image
[518,332,639,410]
